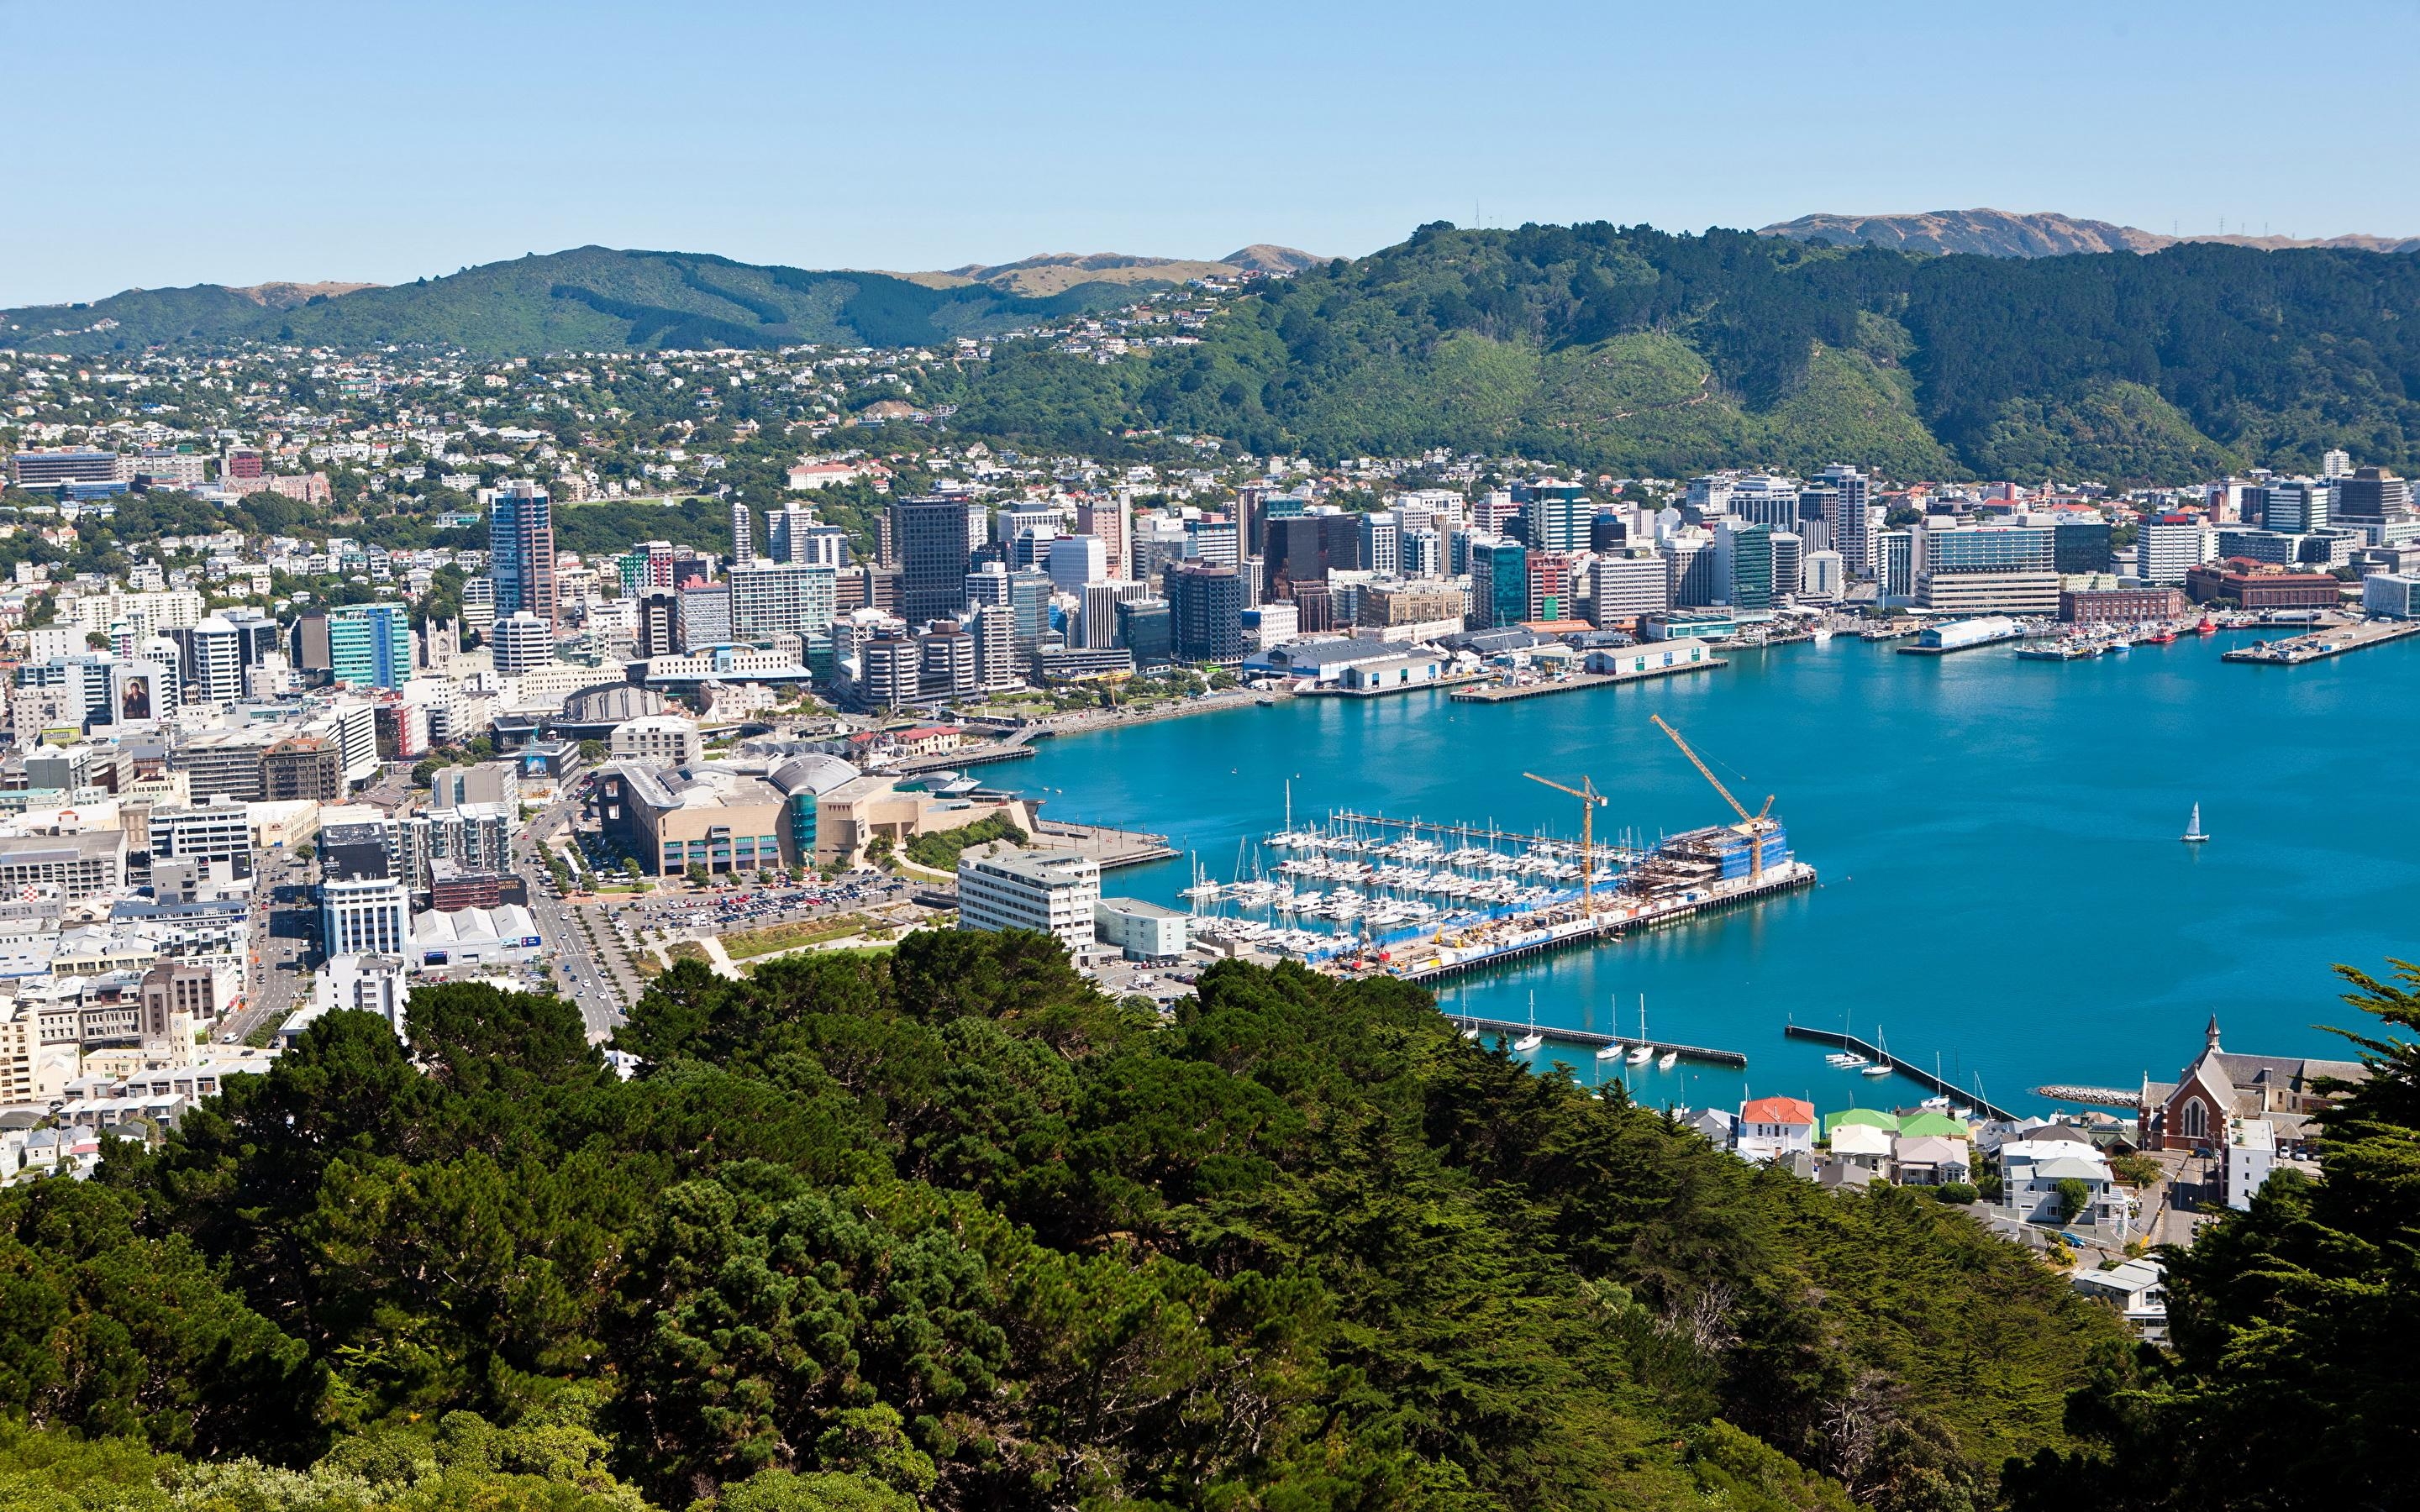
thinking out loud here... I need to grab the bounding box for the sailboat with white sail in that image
[2182,803,2210,843]
[1513,992,1544,1053]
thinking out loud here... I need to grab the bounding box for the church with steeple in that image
[2139,1016,2366,1157]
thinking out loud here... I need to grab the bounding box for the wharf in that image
[1444,1013,1749,1068]
[1781,1025,2020,1122]
[1449,655,1727,702]
[1897,630,2033,657]
[1029,818,1175,869]
[2220,617,2420,665]
[1385,864,1817,984]
[1299,670,1491,699]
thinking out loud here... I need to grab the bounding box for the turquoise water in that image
[1008,633,2420,1118]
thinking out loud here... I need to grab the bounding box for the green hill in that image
[942,221,2420,480]
[1,247,1155,357]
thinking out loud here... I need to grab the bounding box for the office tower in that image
[1076,496,1128,579]
[489,480,556,626]
[1247,493,1306,556]
[1165,564,1244,664]
[2053,519,2116,575]
[1802,549,1844,601]
[1823,464,1870,576]
[1045,536,1107,596]
[768,505,813,564]
[2135,518,2215,585]
[1184,515,1240,568]
[1772,532,1804,602]
[970,601,1019,689]
[2333,467,2410,524]
[1876,529,1914,600]
[1080,581,1148,649]
[678,583,733,650]
[1517,482,1591,552]
[1115,597,1172,667]
[459,575,496,637]
[326,604,413,690]
[1470,489,1518,534]
[729,499,755,565]
[636,589,681,657]
[1007,569,1053,654]
[1526,550,1571,620]
[729,563,835,642]
[186,616,245,704]
[1716,522,1776,611]
[916,622,978,697]
[1589,512,1628,554]
[1469,537,1529,627]
[1359,511,1400,576]
[889,496,970,625]
[1266,513,1360,592]
[1666,537,1719,607]
[2323,449,2353,479]
[1590,553,1670,622]
[491,611,555,677]
[965,563,1010,610]
[2257,478,2329,533]
[1402,528,1442,578]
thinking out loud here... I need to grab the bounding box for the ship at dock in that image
[1182,717,1817,983]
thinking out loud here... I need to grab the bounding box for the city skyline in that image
[10,1,2420,304]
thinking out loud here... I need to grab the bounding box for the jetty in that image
[1028,818,1174,870]
[2029,1084,2144,1109]
[2220,617,2420,666]
[1450,654,1726,703]
[1444,1013,1748,1068]
[1781,1024,2021,1122]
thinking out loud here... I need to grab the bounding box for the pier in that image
[1444,1013,1749,1068]
[2029,1084,2143,1109]
[1386,865,1817,984]
[1781,1025,2021,1121]
[1029,818,1175,869]
[1449,655,1726,703]
[2220,617,2420,666]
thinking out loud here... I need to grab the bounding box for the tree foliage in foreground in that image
[3,942,2139,1509]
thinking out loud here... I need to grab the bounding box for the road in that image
[513,790,637,1042]
[218,850,316,1045]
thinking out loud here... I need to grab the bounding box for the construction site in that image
[1182,716,1817,979]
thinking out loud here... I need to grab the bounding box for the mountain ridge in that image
[1763,207,2420,258]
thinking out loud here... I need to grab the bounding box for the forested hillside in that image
[0,937,2128,1511]
[2,248,1150,358]
[938,223,2420,480]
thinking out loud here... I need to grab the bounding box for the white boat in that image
[1513,1030,1544,1053]
[1825,1052,1865,1068]
[2182,802,2210,843]
[1659,1049,1677,1070]
[1861,1026,1893,1077]
[1626,996,1654,1063]
[1594,1042,1625,1062]
[1812,627,1834,645]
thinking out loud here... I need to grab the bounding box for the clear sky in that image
[8,0,2417,306]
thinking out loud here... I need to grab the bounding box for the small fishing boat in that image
[2182,803,2210,843]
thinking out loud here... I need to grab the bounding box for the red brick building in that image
[2185,560,2343,610]
[2060,586,2186,623]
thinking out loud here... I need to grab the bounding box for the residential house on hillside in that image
[1737,1095,1816,1163]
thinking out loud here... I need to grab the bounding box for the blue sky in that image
[7,0,2417,304]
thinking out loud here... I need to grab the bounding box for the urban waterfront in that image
[1010,631,2420,1116]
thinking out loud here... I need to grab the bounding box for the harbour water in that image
[1007,631,2420,1116]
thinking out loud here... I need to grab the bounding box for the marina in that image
[1782,1025,2020,1122]
[1444,1011,1749,1068]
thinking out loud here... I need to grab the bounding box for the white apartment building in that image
[610,714,704,766]
[320,874,412,956]
[2135,522,2216,585]
[956,843,1101,954]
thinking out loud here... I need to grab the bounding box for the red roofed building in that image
[1738,1095,1817,1163]
[2185,560,2343,610]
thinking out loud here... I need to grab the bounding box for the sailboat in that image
[1626,995,1654,1064]
[1513,992,1544,1053]
[2182,803,2210,843]
[1658,1048,1678,1070]
[1861,1025,1892,1077]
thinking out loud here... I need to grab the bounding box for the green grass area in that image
[721,914,885,960]
[902,812,1027,870]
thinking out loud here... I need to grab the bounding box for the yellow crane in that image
[1523,770,1608,914]
[1649,713,1777,879]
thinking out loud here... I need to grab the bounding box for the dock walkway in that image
[2220,617,2420,665]
[1386,866,1817,984]
[1449,655,1725,703]
[1444,1013,1749,1068]
[1781,1025,2020,1121]
[1029,818,1175,870]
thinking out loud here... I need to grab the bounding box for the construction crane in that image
[1649,714,1777,879]
[1523,771,1608,914]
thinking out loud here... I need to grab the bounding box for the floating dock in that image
[2220,617,2420,665]
[1449,654,1727,702]
[1444,1013,1749,1067]
[1781,1025,2019,1121]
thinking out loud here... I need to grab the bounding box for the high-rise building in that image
[185,616,245,704]
[2322,449,2353,479]
[460,575,496,636]
[2333,467,2411,525]
[2257,478,2329,534]
[1717,522,1776,611]
[2136,518,2216,585]
[890,496,972,626]
[326,604,413,690]
[970,601,1019,689]
[491,611,555,677]
[1079,581,1149,649]
[729,563,837,643]
[1116,597,1172,667]
[636,590,681,658]
[1823,465,1871,576]
[1402,528,1442,578]
[1165,564,1244,664]
[729,500,755,565]
[1266,513,1360,593]
[1876,529,1914,601]
[488,481,556,627]
[1470,537,1530,627]
[1358,511,1400,576]
[1076,497,1128,580]
[1184,515,1240,568]
[1526,550,1572,620]
[1802,549,1844,602]
[1590,553,1670,622]
[917,622,978,697]
[1007,570,1054,654]
[1516,482,1591,553]
[1045,536,1107,596]
[1772,532,1804,603]
[2053,519,2115,575]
